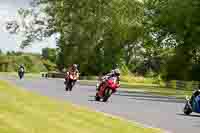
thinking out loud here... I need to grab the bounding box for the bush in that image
[0,54,48,73]
[14,55,47,73]
[120,63,131,75]
[42,59,57,72]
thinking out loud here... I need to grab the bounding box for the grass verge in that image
[0,72,41,79]
[0,80,161,133]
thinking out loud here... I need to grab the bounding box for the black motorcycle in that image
[18,67,25,79]
[183,95,200,115]
[18,71,24,79]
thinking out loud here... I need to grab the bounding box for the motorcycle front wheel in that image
[65,85,69,91]
[183,102,192,115]
[18,73,24,79]
[103,88,112,102]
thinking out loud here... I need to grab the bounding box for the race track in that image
[1,77,200,133]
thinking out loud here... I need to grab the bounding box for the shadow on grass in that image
[129,97,184,103]
[114,91,185,103]
[117,88,191,99]
[88,99,96,102]
[121,84,165,89]
[116,90,178,99]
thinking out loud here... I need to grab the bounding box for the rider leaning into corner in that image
[96,68,121,91]
[190,84,200,105]
[65,64,79,83]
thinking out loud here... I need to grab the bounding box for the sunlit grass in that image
[0,80,161,133]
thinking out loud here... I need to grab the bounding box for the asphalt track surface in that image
[1,76,200,133]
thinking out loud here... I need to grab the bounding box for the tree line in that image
[0,49,56,72]
[5,0,200,80]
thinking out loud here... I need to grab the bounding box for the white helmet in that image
[114,68,120,76]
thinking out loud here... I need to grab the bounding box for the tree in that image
[42,47,57,63]
[6,0,144,75]
[143,0,200,80]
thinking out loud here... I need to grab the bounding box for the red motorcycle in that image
[65,72,78,91]
[95,77,120,102]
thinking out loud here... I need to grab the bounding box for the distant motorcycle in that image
[18,68,24,79]
[64,73,78,91]
[183,95,200,115]
[95,77,120,102]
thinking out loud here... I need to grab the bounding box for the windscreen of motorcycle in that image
[109,77,117,84]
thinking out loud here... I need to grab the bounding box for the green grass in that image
[0,72,41,79]
[120,75,159,84]
[120,82,193,98]
[0,80,161,133]
[78,80,193,98]
[80,75,158,84]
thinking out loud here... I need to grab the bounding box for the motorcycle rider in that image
[66,64,79,77]
[190,84,200,105]
[19,64,25,72]
[65,64,79,90]
[96,68,120,91]
[18,64,25,78]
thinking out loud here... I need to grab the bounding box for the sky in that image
[0,0,56,53]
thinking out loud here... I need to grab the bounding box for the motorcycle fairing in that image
[192,95,200,113]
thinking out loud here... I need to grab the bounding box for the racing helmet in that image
[114,68,120,76]
[72,64,78,68]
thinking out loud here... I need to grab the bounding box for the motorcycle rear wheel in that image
[95,93,101,101]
